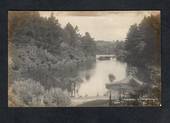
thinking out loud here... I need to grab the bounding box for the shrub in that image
[43,88,71,107]
[10,79,71,107]
[12,79,45,106]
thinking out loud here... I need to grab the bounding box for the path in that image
[70,96,108,106]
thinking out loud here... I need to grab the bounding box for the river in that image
[78,55,127,97]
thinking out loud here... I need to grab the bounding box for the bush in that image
[9,79,71,107]
[12,79,45,106]
[43,88,71,107]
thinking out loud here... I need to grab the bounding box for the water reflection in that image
[46,55,127,97]
[78,56,127,97]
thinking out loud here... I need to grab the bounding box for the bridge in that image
[96,54,115,60]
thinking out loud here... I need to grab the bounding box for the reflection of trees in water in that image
[108,74,116,82]
[85,73,91,81]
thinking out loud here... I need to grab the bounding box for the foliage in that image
[8,11,96,92]
[81,32,96,56]
[43,88,71,107]
[12,79,45,106]
[124,14,161,101]
[124,14,160,67]
[95,40,125,56]
[9,79,71,107]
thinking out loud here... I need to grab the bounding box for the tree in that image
[124,24,142,65]
[124,14,161,101]
[8,11,97,106]
[64,23,80,47]
[81,32,96,56]
[124,15,160,67]
[8,11,40,43]
[149,14,161,66]
[138,17,156,66]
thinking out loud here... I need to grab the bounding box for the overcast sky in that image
[40,11,160,41]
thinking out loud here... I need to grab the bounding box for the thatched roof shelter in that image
[105,76,146,92]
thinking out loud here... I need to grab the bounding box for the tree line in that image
[123,14,161,101]
[124,14,160,67]
[8,11,96,85]
[9,12,96,57]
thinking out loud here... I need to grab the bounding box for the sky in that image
[40,11,160,41]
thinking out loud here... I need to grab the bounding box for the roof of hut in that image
[105,76,145,91]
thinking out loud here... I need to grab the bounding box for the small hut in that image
[105,76,146,99]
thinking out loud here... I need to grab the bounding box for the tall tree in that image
[64,23,80,47]
[124,14,160,84]
[81,32,96,56]
[124,24,142,65]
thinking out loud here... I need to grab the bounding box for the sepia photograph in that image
[8,11,161,107]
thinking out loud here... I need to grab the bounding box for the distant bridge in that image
[96,54,116,60]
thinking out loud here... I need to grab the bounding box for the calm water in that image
[78,55,127,97]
